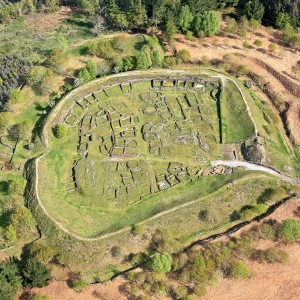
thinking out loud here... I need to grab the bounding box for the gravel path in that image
[211,160,300,184]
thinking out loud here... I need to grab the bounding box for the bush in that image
[53,124,68,139]
[176,49,191,63]
[31,294,50,300]
[254,39,262,47]
[148,252,172,273]
[132,223,144,235]
[72,279,87,292]
[230,261,248,279]
[88,40,113,59]
[175,285,188,299]
[259,223,276,241]
[185,31,194,40]
[163,57,181,69]
[278,218,300,243]
[194,284,207,297]
[243,41,250,48]
[112,35,128,52]
[264,247,277,263]
[8,89,25,104]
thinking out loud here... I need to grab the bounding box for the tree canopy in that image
[148,252,172,273]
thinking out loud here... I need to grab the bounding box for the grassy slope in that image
[221,79,255,143]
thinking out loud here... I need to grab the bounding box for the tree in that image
[23,258,51,288]
[230,261,248,279]
[148,252,172,273]
[151,50,162,67]
[178,5,193,32]
[86,59,97,80]
[289,35,300,52]
[40,76,61,95]
[4,224,17,242]
[176,49,191,63]
[0,112,11,133]
[137,46,152,70]
[17,120,32,141]
[127,0,146,28]
[123,56,137,71]
[244,0,265,22]
[8,177,27,195]
[275,12,291,29]
[28,66,53,87]
[53,124,68,139]
[192,10,220,37]
[10,206,36,234]
[0,260,23,300]
[278,218,300,243]
[165,18,177,42]
[29,242,55,264]
[48,49,69,74]
[72,279,87,292]
[8,89,24,104]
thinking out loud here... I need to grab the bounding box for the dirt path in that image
[211,160,300,184]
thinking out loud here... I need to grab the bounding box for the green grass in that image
[221,79,255,142]
[36,71,298,238]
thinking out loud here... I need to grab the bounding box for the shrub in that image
[175,285,188,300]
[8,89,25,104]
[185,31,194,40]
[53,124,68,139]
[278,218,300,243]
[264,247,277,263]
[254,39,262,47]
[259,223,276,241]
[243,41,250,48]
[176,49,191,63]
[201,55,210,66]
[88,40,113,59]
[148,252,172,273]
[230,261,248,279]
[194,284,207,297]
[163,57,181,69]
[31,294,50,300]
[268,43,277,53]
[8,177,27,195]
[132,223,144,235]
[278,250,289,264]
[112,35,128,52]
[72,279,87,292]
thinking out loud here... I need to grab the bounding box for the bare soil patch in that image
[24,6,80,32]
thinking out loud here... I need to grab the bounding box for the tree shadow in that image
[118,282,134,299]
[34,102,45,112]
[19,291,32,300]
[293,206,300,218]
[257,188,274,204]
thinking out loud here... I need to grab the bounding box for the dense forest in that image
[1,0,300,30]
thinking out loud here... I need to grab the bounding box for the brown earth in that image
[23,198,300,300]
[24,6,81,31]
